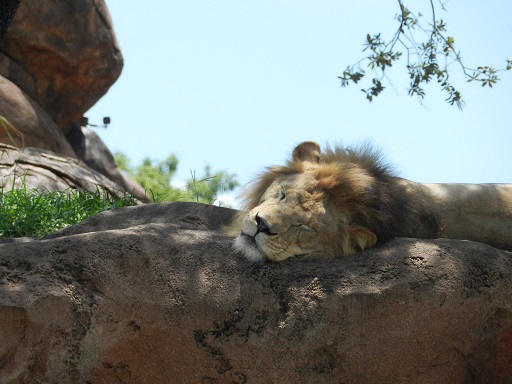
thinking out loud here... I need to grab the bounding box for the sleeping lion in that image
[227,141,512,262]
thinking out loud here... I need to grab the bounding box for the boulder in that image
[0,76,77,158]
[0,143,135,200]
[0,202,511,383]
[0,0,123,132]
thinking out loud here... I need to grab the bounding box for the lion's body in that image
[228,141,512,262]
[403,180,512,251]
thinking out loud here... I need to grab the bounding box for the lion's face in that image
[232,163,377,262]
[234,172,331,261]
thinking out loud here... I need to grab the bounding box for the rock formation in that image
[0,0,148,201]
[0,202,511,383]
[66,126,149,202]
[0,0,122,131]
[0,77,77,158]
[0,143,143,201]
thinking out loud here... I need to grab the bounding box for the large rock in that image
[0,0,123,132]
[0,202,511,383]
[0,143,137,200]
[0,76,77,158]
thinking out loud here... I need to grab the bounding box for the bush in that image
[0,185,137,238]
[114,151,239,205]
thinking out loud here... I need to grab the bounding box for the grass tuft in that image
[0,185,138,238]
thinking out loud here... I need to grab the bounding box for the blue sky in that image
[88,0,511,203]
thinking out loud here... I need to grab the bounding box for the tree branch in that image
[339,0,511,108]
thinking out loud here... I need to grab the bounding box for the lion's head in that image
[228,141,440,262]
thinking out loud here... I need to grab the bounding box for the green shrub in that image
[114,151,239,204]
[0,186,137,238]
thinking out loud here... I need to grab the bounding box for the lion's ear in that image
[349,226,377,250]
[292,141,321,163]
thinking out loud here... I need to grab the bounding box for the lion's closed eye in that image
[293,223,314,232]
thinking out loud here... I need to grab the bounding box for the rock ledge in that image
[0,202,511,383]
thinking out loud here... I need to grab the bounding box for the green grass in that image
[0,186,138,238]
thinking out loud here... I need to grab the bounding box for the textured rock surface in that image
[0,202,511,383]
[0,143,131,199]
[0,0,123,132]
[0,76,77,158]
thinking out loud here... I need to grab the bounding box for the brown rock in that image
[0,202,511,383]
[0,143,134,200]
[0,0,123,132]
[0,76,77,158]
[67,125,150,202]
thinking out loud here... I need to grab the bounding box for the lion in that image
[227,141,512,262]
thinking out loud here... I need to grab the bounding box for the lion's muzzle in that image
[255,215,277,236]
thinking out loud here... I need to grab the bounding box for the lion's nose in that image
[255,215,276,236]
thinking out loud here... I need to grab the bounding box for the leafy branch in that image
[339,0,511,108]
